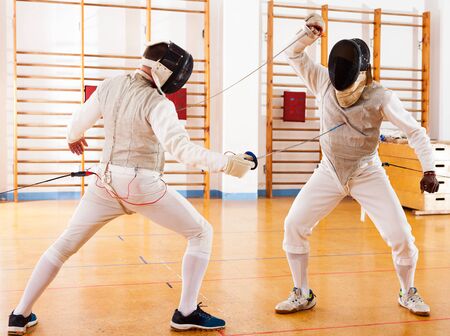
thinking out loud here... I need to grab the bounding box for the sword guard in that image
[245,151,258,170]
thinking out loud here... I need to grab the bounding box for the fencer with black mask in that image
[275,14,439,316]
[8,41,255,334]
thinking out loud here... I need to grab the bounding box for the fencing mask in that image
[141,41,193,94]
[328,38,370,91]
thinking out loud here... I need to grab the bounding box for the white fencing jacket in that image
[67,73,228,172]
[285,41,434,184]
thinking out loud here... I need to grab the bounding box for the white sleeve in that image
[67,90,102,143]
[284,35,330,98]
[149,99,228,172]
[382,91,435,172]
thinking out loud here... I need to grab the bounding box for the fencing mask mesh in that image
[328,38,370,91]
[141,41,194,94]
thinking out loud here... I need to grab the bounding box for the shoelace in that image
[196,303,212,319]
[407,293,424,304]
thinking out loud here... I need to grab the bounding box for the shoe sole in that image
[398,299,430,316]
[170,322,225,331]
[275,300,316,314]
[7,320,38,335]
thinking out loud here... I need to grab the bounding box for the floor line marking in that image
[2,265,450,293]
[2,249,450,272]
[223,316,450,336]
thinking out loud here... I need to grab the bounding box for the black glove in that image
[420,171,439,193]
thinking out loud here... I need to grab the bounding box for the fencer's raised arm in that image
[284,14,329,97]
[382,91,435,172]
[67,90,102,143]
[149,99,228,172]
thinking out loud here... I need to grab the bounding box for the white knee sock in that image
[14,254,62,317]
[178,252,209,316]
[395,263,416,295]
[286,252,309,295]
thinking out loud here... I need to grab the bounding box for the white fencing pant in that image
[283,159,418,268]
[45,164,213,268]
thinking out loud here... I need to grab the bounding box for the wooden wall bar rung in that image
[273,2,421,18]
[381,21,422,27]
[18,148,103,151]
[18,112,72,116]
[163,171,206,175]
[273,94,315,99]
[328,18,374,25]
[274,14,306,20]
[275,149,320,153]
[186,115,206,119]
[273,171,314,174]
[18,172,73,175]
[273,182,306,186]
[381,66,421,71]
[18,160,98,163]
[273,139,320,142]
[388,87,421,92]
[273,3,320,10]
[273,106,318,110]
[168,183,206,186]
[17,99,79,104]
[400,98,422,102]
[18,184,88,187]
[273,83,307,88]
[273,116,320,121]
[328,7,373,14]
[17,87,80,92]
[18,136,105,140]
[273,160,320,164]
[380,77,422,81]
[272,128,320,132]
[17,0,79,5]
[17,124,103,128]
[185,126,206,130]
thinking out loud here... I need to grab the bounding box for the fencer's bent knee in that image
[282,215,312,254]
[391,239,418,266]
[44,229,88,266]
[186,222,213,258]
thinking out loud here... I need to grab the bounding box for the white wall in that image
[0,0,6,197]
[221,0,261,198]
[2,0,448,199]
[426,0,450,140]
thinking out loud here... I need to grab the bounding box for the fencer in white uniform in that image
[274,15,439,316]
[8,41,255,334]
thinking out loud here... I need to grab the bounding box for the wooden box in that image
[378,142,450,215]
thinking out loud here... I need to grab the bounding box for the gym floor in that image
[0,197,449,335]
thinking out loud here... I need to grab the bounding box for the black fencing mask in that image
[328,38,370,91]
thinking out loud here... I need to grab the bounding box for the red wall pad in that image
[84,85,97,102]
[166,88,187,120]
[283,91,306,122]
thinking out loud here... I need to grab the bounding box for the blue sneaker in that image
[8,311,38,335]
[170,304,226,331]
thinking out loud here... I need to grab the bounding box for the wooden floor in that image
[0,197,450,335]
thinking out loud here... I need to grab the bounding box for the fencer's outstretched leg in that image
[130,189,225,331]
[350,166,430,316]
[276,163,345,314]
[8,184,124,335]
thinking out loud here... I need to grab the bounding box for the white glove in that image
[223,154,254,178]
[287,14,325,56]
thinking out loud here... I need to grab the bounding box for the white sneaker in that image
[275,288,316,314]
[398,287,430,316]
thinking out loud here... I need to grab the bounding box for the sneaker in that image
[8,311,38,335]
[275,288,316,314]
[398,287,430,316]
[170,303,226,331]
